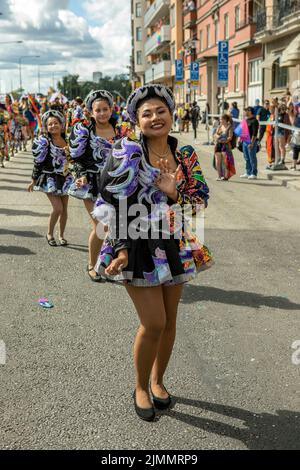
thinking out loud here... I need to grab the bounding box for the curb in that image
[265,171,300,191]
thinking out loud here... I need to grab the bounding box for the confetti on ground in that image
[38,298,54,308]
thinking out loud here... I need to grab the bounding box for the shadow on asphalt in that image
[228,181,283,187]
[167,397,300,450]
[3,166,32,171]
[0,179,29,184]
[65,245,88,253]
[1,186,26,192]
[0,172,31,177]
[0,245,36,255]
[0,208,48,217]
[0,229,43,238]
[181,285,300,310]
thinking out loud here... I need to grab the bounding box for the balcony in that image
[144,0,170,29]
[145,25,171,56]
[277,0,300,23]
[145,60,172,83]
[255,0,300,40]
[256,10,267,33]
[183,9,197,29]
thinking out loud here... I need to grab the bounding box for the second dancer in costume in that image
[69,90,132,282]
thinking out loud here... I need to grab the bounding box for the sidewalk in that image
[173,125,300,192]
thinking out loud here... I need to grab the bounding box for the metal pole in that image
[222,87,225,113]
[38,65,40,94]
[19,58,22,92]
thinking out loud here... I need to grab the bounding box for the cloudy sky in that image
[0,0,131,94]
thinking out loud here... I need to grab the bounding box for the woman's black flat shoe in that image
[150,386,171,410]
[46,235,57,247]
[133,390,155,422]
[88,268,103,283]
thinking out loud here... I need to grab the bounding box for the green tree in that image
[57,74,132,102]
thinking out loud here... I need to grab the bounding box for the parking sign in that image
[218,41,229,87]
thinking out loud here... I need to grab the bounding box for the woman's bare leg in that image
[84,199,103,275]
[46,194,63,238]
[125,285,167,409]
[59,196,69,239]
[151,284,183,398]
[215,152,222,177]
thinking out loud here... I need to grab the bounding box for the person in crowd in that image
[253,99,262,117]
[257,100,271,143]
[214,114,236,181]
[93,84,212,422]
[230,102,240,129]
[277,103,291,165]
[23,104,36,141]
[290,112,300,170]
[240,106,259,179]
[266,104,276,169]
[27,110,73,246]
[0,104,9,168]
[182,104,191,133]
[191,101,200,142]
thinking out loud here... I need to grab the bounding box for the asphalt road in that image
[0,130,300,450]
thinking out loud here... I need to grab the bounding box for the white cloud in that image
[0,0,131,94]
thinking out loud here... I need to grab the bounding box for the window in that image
[136,27,142,41]
[235,5,240,30]
[249,59,262,84]
[171,43,175,64]
[272,58,288,88]
[136,2,142,17]
[224,13,229,39]
[215,21,218,44]
[200,30,203,51]
[234,63,240,91]
[171,5,175,28]
[136,51,142,65]
[206,24,210,48]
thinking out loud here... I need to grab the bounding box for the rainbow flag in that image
[28,94,42,132]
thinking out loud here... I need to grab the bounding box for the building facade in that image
[193,0,263,113]
[130,0,300,109]
[255,0,300,100]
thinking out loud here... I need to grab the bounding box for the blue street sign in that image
[190,62,199,82]
[175,59,184,83]
[218,40,229,86]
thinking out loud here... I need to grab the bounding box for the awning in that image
[260,53,281,69]
[281,33,300,67]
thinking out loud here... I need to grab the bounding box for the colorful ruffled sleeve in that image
[94,137,142,252]
[69,122,89,177]
[176,145,209,213]
[31,135,49,180]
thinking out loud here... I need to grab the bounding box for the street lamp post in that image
[18,55,40,92]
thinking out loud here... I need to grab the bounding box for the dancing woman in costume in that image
[94,85,213,421]
[69,90,132,282]
[27,110,73,246]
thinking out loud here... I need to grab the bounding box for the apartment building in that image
[131,0,184,99]
[255,0,300,99]
[131,0,147,89]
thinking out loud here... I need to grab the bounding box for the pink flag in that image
[234,119,251,143]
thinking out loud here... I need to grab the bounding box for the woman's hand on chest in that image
[154,158,180,201]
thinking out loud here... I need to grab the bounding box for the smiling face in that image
[47,117,62,135]
[92,99,113,125]
[137,98,172,138]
